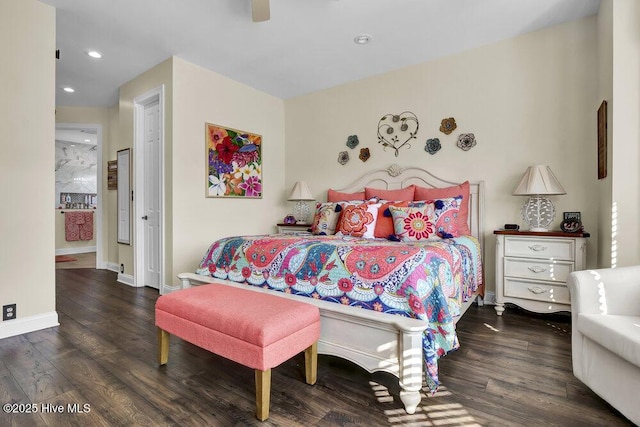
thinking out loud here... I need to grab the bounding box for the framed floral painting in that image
[205,123,262,198]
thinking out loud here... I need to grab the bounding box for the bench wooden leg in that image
[157,328,170,365]
[255,369,271,421]
[304,342,318,385]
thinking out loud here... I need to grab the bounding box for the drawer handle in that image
[527,266,547,273]
[528,244,547,252]
[528,286,548,294]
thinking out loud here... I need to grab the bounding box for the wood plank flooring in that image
[0,269,633,426]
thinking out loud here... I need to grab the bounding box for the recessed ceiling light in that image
[63,87,75,93]
[84,139,91,142]
[354,34,372,45]
[87,50,102,59]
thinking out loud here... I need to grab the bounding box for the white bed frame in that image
[178,164,484,414]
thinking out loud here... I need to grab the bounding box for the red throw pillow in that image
[327,189,365,202]
[364,185,415,202]
[414,181,471,235]
[374,201,410,238]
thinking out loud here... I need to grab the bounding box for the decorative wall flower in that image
[338,151,349,165]
[439,117,457,135]
[425,138,441,155]
[359,147,370,162]
[457,133,477,151]
[346,135,359,149]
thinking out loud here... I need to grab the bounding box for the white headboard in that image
[336,164,485,251]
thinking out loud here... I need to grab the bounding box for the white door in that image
[142,100,161,289]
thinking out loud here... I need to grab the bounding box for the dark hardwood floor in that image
[0,269,633,426]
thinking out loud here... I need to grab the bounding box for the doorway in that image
[133,86,165,292]
[55,123,104,269]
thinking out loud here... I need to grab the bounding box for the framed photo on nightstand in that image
[561,212,582,233]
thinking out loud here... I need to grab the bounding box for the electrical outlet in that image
[120,264,124,273]
[3,304,16,321]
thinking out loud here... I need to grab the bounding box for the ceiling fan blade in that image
[252,0,270,22]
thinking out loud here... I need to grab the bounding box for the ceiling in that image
[41,0,600,107]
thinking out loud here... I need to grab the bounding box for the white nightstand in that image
[276,223,311,234]
[494,230,588,315]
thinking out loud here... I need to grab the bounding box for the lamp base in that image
[293,201,311,224]
[521,195,556,232]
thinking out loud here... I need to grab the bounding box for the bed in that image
[178,164,484,414]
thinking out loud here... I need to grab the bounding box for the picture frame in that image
[205,123,262,198]
[563,212,581,222]
[597,100,607,180]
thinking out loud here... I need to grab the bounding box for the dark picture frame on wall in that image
[597,100,607,180]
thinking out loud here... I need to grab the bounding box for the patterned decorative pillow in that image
[414,181,470,235]
[311,202,342,235]
[336,203,381,238]
[388,203,437,241]
[431,196,463,238]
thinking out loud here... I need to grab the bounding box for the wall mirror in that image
[117,148,131,245]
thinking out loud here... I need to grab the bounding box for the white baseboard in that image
[0,311,59,340]
[161,284,181,295]
[56,246,96,256]
[106,262,120,273]
[117,273,137,287]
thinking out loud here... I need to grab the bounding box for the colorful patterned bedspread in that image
[195,234,483,391]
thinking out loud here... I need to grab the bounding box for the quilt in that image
[195,233,482,391]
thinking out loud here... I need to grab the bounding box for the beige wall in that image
[0,0,56,334]
[117,58,173,278]
[284,17,599,297]
[610,0,640,268]
[596,1,614,268]
[170,57,286,282]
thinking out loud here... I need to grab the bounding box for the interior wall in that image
[170,57,286,283]
[117,58,173,280]
[284,17,598,297]
[0,0,56,336]
[610,0,640,268]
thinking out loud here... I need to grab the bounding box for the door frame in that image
[133,85,165,292]
[55,123,104,269]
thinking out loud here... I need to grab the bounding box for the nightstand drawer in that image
[504,237,575,261]
[503,258,574,282]
[504,278,571,305]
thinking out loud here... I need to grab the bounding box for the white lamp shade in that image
[513,165,566,196]
[288,181,314,201]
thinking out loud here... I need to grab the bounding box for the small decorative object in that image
[597,100,607,179]
[288,181,315,224]
[206,123,262,198]
[561,212,583,233]
[456,133,477,151]
[377,111,419,157]
[359,147,370,162]
[387,164,403,177]
[107,160,118,190]
[425,138,441,155]
[513,165,566,232]
[283,214,297,225]
[338,150,349,165]
[346,135,359,149]
[439,117,457,135]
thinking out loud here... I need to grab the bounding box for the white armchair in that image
[567,266,640,425]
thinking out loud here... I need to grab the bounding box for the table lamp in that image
[513,165,566,232]
[288,181,314,224]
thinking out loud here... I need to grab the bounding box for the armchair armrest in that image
[568,266,640,316]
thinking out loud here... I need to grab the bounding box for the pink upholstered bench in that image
[155,283,321,421]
